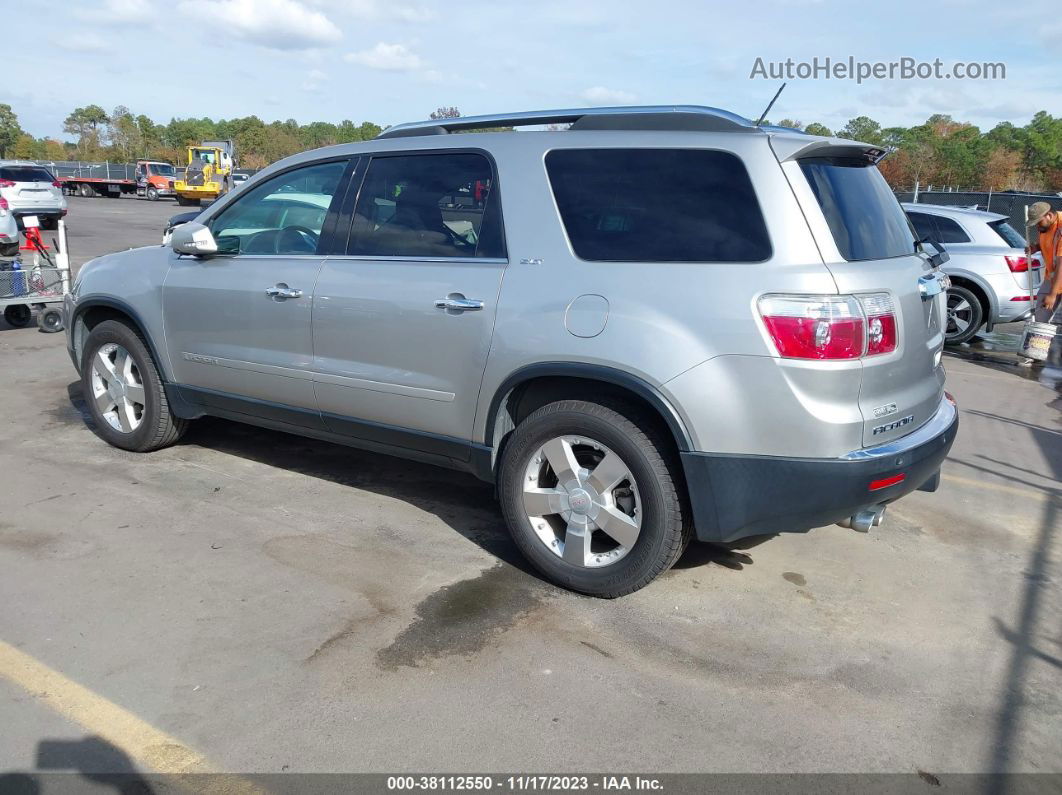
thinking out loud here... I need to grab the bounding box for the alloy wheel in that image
[90,343,146,433]
[521,435,641,568]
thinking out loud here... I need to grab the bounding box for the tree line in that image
[0,102,1058,191]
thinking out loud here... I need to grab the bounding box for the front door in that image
[312,151,507,452]
[163,159,350,424]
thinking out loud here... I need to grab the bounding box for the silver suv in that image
[903,203,1042,344]
[0,162,68,229]
[64,106,958,597]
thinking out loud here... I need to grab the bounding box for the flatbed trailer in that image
[59,175,137,198]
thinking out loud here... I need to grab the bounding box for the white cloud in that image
[301,69,327,92]
[344,42,423,71]
[176,0,342,50]
[310,0,434,21]
[580,86,636,105]
[76,0,154,23]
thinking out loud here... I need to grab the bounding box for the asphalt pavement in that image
[0,196,1058,782]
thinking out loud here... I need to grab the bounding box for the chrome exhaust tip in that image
[838,505,887,532]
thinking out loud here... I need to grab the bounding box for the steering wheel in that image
[275,225,319,254]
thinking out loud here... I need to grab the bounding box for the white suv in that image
[0,162,68,230]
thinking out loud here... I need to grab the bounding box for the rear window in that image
[800,158,915,261]
[545,148,771,262]
[989,219,1027,249]
[0,166,56,183]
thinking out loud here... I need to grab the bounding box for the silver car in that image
[64,106,957,596]
[0,161,68,230]
[903,203,1042,344]
[0,194,18,256]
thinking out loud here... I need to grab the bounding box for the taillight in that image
[858,293,898,356]
[758,295,864,360]
[0,179,14,188]
[758,293,898,360]
[1010,295,1032,301]
[0,197,8,210]
[52,180,62,188]
[1005,256,1029,273]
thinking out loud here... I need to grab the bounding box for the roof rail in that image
[376,105,758,139]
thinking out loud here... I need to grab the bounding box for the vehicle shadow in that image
[173,415,745,580]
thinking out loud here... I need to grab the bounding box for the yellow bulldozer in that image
[174,140,236,206]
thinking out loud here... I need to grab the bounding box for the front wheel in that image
[499,399,690,597]
[81,320,188,451]
[4,305,32,328]
[146,186,158,201]
[944,285,984,345]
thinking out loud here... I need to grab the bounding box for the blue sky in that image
[8,0,1059,139]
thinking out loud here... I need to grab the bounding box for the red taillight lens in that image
[759,295,864,359]
[1010,295,1032,301]
[0,179,15,188]
[0,197,8,210]
[1005,256,1029,273]
[52,180,62,188]
[858,293,898,356]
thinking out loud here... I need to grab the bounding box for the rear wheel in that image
[3,305,32,328]
[81,320,188,451]
[499,399,690,597]
[944,285,984,345]
[78,183,95,198]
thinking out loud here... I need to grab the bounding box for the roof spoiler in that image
[769,134,887,164]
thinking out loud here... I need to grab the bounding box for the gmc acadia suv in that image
[64,106,958,597]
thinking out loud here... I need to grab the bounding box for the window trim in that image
[204,155,355,258]
[336,147,508,262]
[542,146,773,265]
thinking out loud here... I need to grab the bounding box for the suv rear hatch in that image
[773,137,947,448]
[0,166,63,210]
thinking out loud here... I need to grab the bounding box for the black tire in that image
[0,241,18,257]
[78,183,94,198]
[146,186,158,201]
[40,216,58,231]
[80,319,188,452]
[499,399,690,598]
[3,305,31,328]
[944,285,984,346]
[37,307,63,333]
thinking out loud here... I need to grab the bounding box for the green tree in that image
[803,122,832,137]
[0,103,20,157]
[836,116,884,146]
[776,118,803,130]
[429,106,461,119]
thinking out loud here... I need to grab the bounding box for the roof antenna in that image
[754,82,786,126]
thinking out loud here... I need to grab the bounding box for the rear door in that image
[787,153,946,447]
[312,150,507,449]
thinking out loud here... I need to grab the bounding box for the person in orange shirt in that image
[1027,201,1061,323]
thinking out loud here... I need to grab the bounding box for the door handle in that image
[434,296,484,312]
[266,283,302,300]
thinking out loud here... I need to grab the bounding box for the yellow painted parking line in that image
[0,640,262,793]
[942,473,1059,501]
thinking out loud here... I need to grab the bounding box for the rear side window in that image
[0,166,55,183]
[800,158,915,261]
[545,149,771,262]
[906,211,970,245]
[989,219,1027,249]
[906,212,939,243]
[347,152,505,259]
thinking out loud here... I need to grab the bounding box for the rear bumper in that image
[681,396,958,542]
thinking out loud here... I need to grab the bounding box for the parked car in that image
[231,172,250,189]
[0,162,68,230]
[0,194,18,257]
[902,203,1041,344]
[64,106,957,596]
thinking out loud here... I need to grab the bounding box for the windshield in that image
[800,158,915,261]
[989,219,1027,249]
[148,164,175,177]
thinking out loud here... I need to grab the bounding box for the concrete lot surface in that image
[0,197,1059,779]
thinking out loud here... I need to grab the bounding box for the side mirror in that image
[170,222,218,256]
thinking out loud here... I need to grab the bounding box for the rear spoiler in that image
[768,132,887,164]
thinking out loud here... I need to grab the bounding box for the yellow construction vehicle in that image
[174,140,236,206]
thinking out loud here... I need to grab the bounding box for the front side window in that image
[800,158,915,261]
[347,153,505,259]
[208,160,346,255]
[931,216,970,244]
[545,148,771,263]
